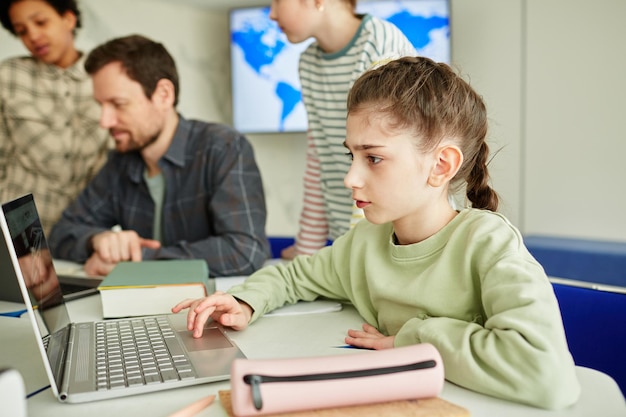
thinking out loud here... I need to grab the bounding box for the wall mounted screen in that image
[230,0,450,134]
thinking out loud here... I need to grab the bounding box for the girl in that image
[173,57,580,410]
[271,0,416,259]
[0,0,110,234]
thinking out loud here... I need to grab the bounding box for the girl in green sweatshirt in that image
[173,56,580,410]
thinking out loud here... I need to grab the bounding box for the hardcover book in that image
[97,260,212,318]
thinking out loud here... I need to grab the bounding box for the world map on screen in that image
[230,1,450,134]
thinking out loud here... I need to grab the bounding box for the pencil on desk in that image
[167,394,215,417]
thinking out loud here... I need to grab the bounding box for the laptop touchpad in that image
[177,328,233,351]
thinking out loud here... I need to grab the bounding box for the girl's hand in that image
[345,323,395,350]
[171,291,253,337]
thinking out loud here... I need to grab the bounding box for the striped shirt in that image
[48,116,270,277]
[295,15,416,255]
[0,55,111,234]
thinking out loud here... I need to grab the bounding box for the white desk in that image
[1,296,624,417]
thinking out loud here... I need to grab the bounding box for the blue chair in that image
[267,237,295,259]
[267,237,332,259]
[552,282,626,396]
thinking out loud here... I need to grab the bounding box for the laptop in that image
[0,194,245,403]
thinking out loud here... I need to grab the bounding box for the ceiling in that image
[156,0,382,13]
[167,0,271,12]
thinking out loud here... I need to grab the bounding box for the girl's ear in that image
[62,11,77,33]
[428,145,463,187]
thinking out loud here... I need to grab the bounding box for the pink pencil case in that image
[229,343,444,417]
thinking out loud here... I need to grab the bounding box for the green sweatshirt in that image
[228,209,580,409]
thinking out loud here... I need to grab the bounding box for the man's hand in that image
[172,292,253,338]
[91,230,161,263]
[84,251,118,276]
[345,323,395,350]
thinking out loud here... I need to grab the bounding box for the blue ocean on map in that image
[230,1,450,134]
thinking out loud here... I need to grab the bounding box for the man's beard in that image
[113,130,160,152]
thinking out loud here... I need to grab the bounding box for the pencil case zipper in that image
[243,359,437,410]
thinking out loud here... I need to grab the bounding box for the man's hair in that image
[0,0,82,36]
[85,34,180,106]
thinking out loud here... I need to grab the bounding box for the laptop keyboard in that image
[95,317,197,390]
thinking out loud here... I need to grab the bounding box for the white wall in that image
[1,0,624,242]
[449,0,523,226]
[524,0,626,241]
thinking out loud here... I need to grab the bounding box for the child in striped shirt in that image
[269,0,416,259]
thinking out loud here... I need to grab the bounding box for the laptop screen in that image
[1,194,71,335]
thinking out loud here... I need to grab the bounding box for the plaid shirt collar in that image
[34,52,88,81]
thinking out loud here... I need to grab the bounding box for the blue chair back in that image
[552,283,626,396]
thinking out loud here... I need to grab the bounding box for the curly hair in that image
[0,0,82,36]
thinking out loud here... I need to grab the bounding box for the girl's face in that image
[269,0,320,44]
[9,0,77,68]
[344,108,446,233]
